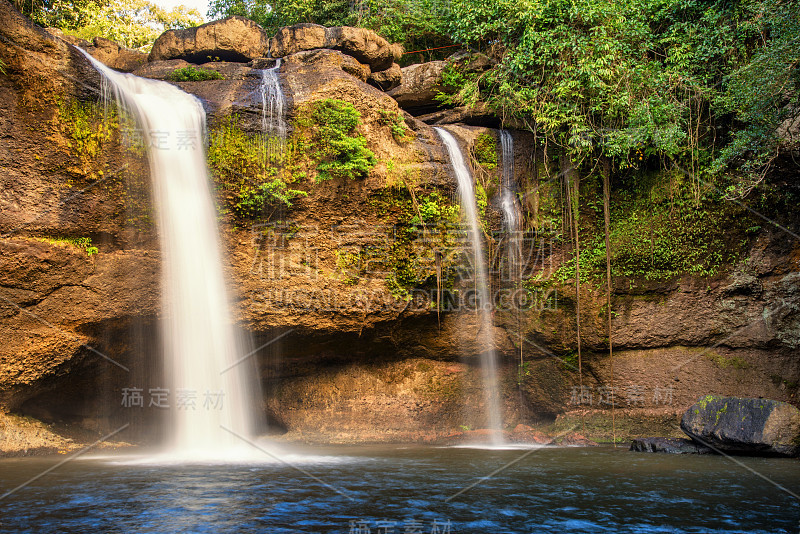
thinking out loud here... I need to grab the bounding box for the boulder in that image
[388,53,493,112]
[270,23,327,58]
[417,104,499,128]
[45,30,147,72]
[630,437,713,454]
[324,26,397,71]
[680,395,800,457]
[282,49,370,82]
[367,63,402,91]
[271,24,398,71]
[149,16,269,63]
[387,60,448,112]
[90,37,147,72]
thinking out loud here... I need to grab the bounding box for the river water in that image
[1,445,797,533]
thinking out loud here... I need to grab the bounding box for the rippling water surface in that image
[1,445,798,533]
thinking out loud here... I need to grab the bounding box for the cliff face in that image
[0,2,797,450]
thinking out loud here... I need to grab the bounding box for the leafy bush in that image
[294,99,376,181]
[168,66,224,82]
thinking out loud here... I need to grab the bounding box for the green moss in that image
[207,115,306,219]
[56,98,118,173]
[168,66,224,82]
[708,353,750,369]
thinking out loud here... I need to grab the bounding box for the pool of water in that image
[1,444,798,533]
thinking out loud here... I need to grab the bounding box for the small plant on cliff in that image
[35,236,98,257]
[168,66,224,82]
[377,109,411,143]
[293,99,376,181]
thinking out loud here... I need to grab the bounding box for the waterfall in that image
[434,127,503,444]
[79,51,259,458]
[499,130,522,283]
[259,60,286,160]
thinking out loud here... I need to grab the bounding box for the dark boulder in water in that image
[630,437,712,454]
[680,395,800,457]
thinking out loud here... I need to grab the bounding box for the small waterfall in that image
[435,127,503,444]
[79,50,259,458]
[259,60,286,160]
[499,130,522,283]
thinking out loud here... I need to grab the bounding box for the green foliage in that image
[377,109,411,143]
[208,116,306,219]
[168,66,225,82]
[19,0,203,50]
[442,0,800,196]
[410,191,460,225]
[540,170,748,285]
[294,99,376,181]
[472,132,497,170]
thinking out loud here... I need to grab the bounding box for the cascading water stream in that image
[499,130,522,283]
[259,60,287,159]
[79,50,259,458]
[435,127,503,444]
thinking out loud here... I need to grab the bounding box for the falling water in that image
[79,50,259,458]
[499,130,522,283]
[435,127,503,444]
[259,60,286,159]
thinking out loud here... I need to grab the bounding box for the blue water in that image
[1,445,798,533]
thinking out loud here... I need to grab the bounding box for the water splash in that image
[78,50,260,458]
[435,127,503,445]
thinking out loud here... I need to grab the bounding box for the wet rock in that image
[149,16,269,63]
[367,63,402,91]
[510,424,552,445]
[680,395,800,457]
[560,433,599,446]
[630,437,713,454]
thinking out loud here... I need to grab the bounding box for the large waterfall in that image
[434,127,503,444]
[79,51,259,458]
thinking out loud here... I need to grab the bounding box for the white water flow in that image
[499,130,522,283]
[435,127,503,444]
[259,60,286,159]
[80,51,258,458]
